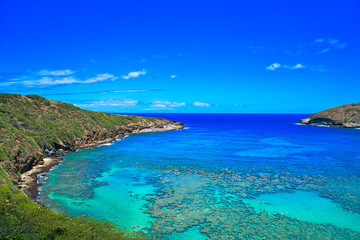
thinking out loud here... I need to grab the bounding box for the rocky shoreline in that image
[19,122,185,201]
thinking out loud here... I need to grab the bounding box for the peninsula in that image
[0,93,184,239]
[300,102,360,128]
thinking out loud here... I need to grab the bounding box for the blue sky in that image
[0,0,359,113]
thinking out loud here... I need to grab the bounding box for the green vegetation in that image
[0,166,149,240]
[0,93,168,239]
[0,93,157,177]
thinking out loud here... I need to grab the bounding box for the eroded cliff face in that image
[300,103,360,128]
[63,119,184,151]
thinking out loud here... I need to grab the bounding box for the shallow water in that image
[243,191,360,232]
[39,114,360,239]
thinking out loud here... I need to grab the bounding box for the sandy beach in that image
[19,157,62,201]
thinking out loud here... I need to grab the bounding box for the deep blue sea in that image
[38,114,360,239]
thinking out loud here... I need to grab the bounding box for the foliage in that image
[0,93,157,174]
[0,93,163,239]
[0,167,149,240]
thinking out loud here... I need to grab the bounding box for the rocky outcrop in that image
[45,120,184,155]
[300,103,360,128]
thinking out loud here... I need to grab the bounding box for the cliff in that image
[0,93,184,182]
[300,102,360,128]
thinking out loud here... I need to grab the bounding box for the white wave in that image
[116,135,129,141]
[97,142,114,147]
[294,123,332,128]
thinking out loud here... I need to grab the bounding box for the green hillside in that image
[0,93,163,179]
[0,93,181,239]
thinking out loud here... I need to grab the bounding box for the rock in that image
[300,102,360,128]
[300,117,310,124]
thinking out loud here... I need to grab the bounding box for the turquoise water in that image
[39,114,360,239]
[46,167,157,230]
[243,191,360,232]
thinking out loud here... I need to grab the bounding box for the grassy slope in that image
[0,93,158,176]
[0,93,158,239]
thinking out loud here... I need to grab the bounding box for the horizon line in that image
[111,112,311,115]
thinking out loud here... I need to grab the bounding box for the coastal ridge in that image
[300,102,360,128]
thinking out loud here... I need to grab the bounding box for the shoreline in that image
[19,157,62,201]
[19,123,185,202]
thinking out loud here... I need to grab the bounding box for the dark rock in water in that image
[44,147,64,157]
[300,102,360,128]
[48,147,56,155]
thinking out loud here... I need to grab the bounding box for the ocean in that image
[38,114,360,239]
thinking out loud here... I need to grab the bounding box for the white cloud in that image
[82,73,118,83]
[328,38,339,44]
[22,76,78,86]
[193,102,210,107]
[266,63,281,70]
[234,104,245,107]
[151,103,167,108]
[319,48,330,54]
[0,81,18,86]
[121,70,146,79]
[110,89,157,93]
[170,75,176,78]
[1,72,119,87]
[150,101,186,108]
[336,43,347,49]
[313,38,347,53]
[285,63,306,70]
[41,89,162,96]
[267,63,305,71]
[38,69,75,76]
[292,64,305,69]
[102,99,138,106]
[170,102,186,107]
[77,99,138,108]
